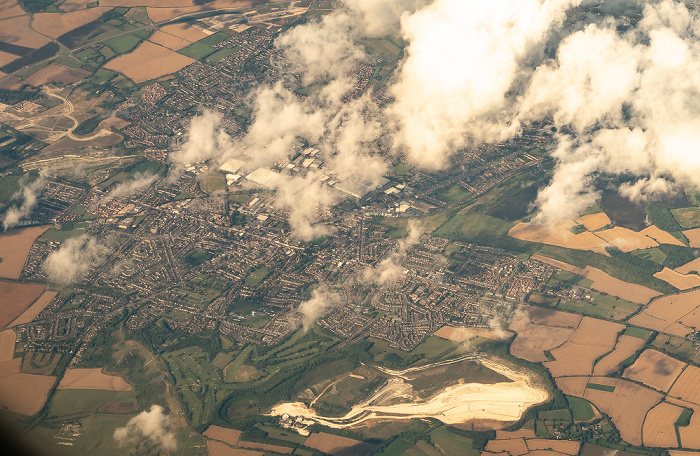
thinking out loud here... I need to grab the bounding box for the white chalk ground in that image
[270,357,549,428]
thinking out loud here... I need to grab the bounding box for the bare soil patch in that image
[24,62,90,87]
[104,0,193,5]
[485,438,529,455]
[434,325,513,342]
[203,425,242,447]
[642,401,682,448]
[39,132,123,154]
[305,432,376,456]
[58,368,132,391]
[0,372,56,415]
[0,281,45,329]
[0,226,49,279]
[593,335,644,376]
[105,40,196,83]
[32,8,111,38]
[623,349,686,392]
[653,267,700,290]
[0,15,51,48]
[526,439,581,454]
[577,213,611,231]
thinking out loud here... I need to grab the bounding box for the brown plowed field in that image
[0,226,49,279]
[0,281,45,329]
[582,377,662,446]
[0,358,22,377]
[509,221,611,255]
[683,228,700,248]
[9,291,56,327]
[0,15,51,47]
[58,368,132,391]
[0,373,56,415]
[676,257,700,274]
[0,51,18,67]
[205,440,263,456]
[669,364,700,404]
[24,63,90,87]
[642,401,682,447]
[32,8,111,38]
[595,227,659,252]
[665,397,700,448]
[305,432,377,456]
[640,226,685,246]
[510,324,574,363]
[495,429,536,439]
[555,376,589,397]
[484,438,529,456]
[623,349,686,392]
[577,213,611,231]
[203,425,242,447]
[526,439,580,455]
[105,40,196,83]
[629,289,700,336]
[0,0,24,19]
[531,255,660,304]
[654,267,700,290]
[0,329,15,361]
[593,335,644,376]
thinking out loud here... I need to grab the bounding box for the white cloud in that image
[100,172,158,204]
[2,172,47,231]
[363,220,422,284]
[114,405,176,451]
[297,285,341,331]
[42,235,109,283]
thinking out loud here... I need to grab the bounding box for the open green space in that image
[21,351,62,375]
[428,426,479,456]
[538,408,572,421]
[547,270,594,288]
[377,437,412,456]
[244,266,270,287]
[410,335,457,359]
[178,32,230,60]
[201,172,226,194]
[672,206,700,229]
[47,389,136,418]
[392,162,412,176]
[359,37,403,62]
[623,326,653,340]
[566,395,596,421]
[676,407,694,427]
[652,333,700,363]
[557,293,639,321]
[631,247,667,264]
[103,33,144,55]
[40,221,89,242]
[173,274,228,309]
[433,184,470,203]
[586,383,615,392]
[204,47,240,64]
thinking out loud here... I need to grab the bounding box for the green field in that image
[434,184,470,203]
[47,389,136,418]
[244,266,270,287]
[631,247,667,264]
[429,426,479,456]
[547,270,594,288]
[392,162,412,176]
[538,408,572,421]
[359,37,403,62]
[377,437,412,456]
[586,382,615,392]
[556,293,639,321]
[204,47,240,64]
[40,221,89,242]
[567,395,596,421]
[103,33,144,54]
[623,326,653,340]
[178,32,230,60]
[21,351,62,375]
[410,335,457,358]
[201,173,226,194]
[672,207,700,229]
[174,274,228,309]
[652,333,700,363]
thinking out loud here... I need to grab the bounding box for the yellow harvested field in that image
[665,398,700,448]
[148,30,191,50]
[526,439,580,455]
[24,62,90,87]
[0,358,22,377]
[0,50,18,67]
[0,329,15,361]
[595,226,659,252]
[305,432,370,456]
[577,212,611,231]
[654,267,700,290]
[103,0,192,5]
[583,377,663,446]
[555,376,590,397]
[495,429,536,439]
[58,368,133,391]
[0,373,56,415]
[239,441,293,454]
[105,41,196,83]
[0,0,24,19]
[509,221,611,255]
[623,349,686,392]
[642,401,682,448]
[531,255,661,304]
[0,281,45,329]
[629,288,700,336]
[683,228,700,248]
[669,452,700,456]
[521,304,582,328]
[509,324,574,363]
[159,23,209,42]
[593,335,644,376]
[147,0,257,22]
[0,15,51,48]
[544,317,623,378]
[203,425,242,447]
[676,257,700,275]
[59,0,95,12]
[434,325,512,342]
[669,365,700,404]
[206,440,263,456]
[9,291,56,327]
[485,438,529,456]
[0,225,49,279]
[640,225,686,246]
[32,8,111,38]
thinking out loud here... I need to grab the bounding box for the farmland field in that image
[622,349,685,392]
[557,292,639,320]
[672,207,700,229]
[566,395,595,421]
[0,225,49,279]
[58,368,133,391]
[105,40,195,83]
[46,389,136,417]
[592,335,644,376]
[642,401,683,447]
[0,281,45,328]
